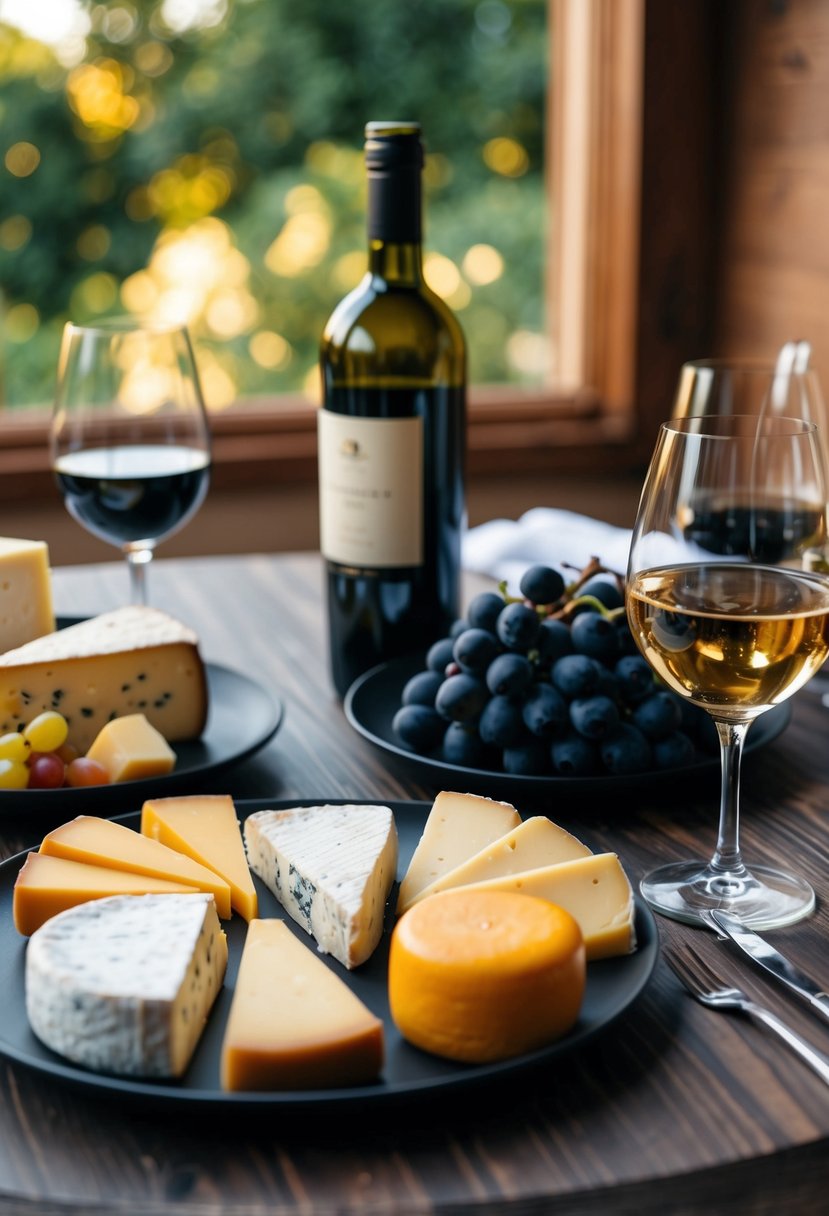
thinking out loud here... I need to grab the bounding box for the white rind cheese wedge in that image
[396,791,522,913]
[0,537,55,652]
[221,920,384,1091]
[403,815,593,910]
[0,606,207,752]
[459,852,637,961]
[25,893,227,1077]
[244,804,398,969]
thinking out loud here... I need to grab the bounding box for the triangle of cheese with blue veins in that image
[243,804,398,969]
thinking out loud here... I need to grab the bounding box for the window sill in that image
[0,384,643,503]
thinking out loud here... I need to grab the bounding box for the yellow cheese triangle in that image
[39,815,232,919]
[13,851,202,936]
[141,795,258,921]
[220,920,384,1091]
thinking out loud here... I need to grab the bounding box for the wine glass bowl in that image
[626,413,829,929]
[51,322,211,605]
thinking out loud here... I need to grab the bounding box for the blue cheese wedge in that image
[25,893,227,1077]
[0,606,207,752]
[244,804,398,969]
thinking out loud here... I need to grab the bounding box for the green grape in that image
[23,711,69,754]
[0,758,31,789]
[0,732,28,763]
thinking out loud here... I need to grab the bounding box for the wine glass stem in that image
[711,718,752,875]
[125,547,153,606]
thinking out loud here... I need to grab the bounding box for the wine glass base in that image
[640,860,815,930]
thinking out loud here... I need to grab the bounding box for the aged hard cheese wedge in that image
[142,795,257,921]
[397,791,522,913]
[86,713,176,782]
[389,889,586,1063]
[25,893,227,1077]
[459,853,636,961]
[39,815,232,919]
[13,851,202,936]
[244,804,398,968]
[220,920,384,1091]
[0,606,207,752]
[405,815,592,909]
[0,538,55,652]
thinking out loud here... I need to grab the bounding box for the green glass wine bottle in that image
[318,122,467,697]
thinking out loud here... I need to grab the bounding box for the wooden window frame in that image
[1,0,707,503]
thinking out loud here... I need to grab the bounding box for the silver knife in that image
[710,909,829,1026]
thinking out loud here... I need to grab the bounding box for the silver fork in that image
[664,940,829,1088]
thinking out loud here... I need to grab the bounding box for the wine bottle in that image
[318,121,466,697]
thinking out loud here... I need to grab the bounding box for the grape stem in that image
[499,556,627,620]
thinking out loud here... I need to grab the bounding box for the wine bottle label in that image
[318,411,424,567]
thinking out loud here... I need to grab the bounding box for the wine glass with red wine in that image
[50,321,211,605]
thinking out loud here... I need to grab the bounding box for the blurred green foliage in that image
[0,0,547,410]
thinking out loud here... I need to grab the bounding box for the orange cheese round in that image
[388,888,586,1063]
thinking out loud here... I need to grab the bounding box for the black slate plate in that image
[344,654,792,801]
[0,800,658,1112]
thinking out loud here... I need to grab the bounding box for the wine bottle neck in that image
[368,240,423,284]
[366,161,423,284]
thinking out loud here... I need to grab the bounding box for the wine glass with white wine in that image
[51,321,211,605]
[626,413,829,929]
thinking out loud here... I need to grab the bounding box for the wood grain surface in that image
[0,552,827,1216]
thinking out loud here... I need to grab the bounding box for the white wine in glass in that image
[627,414,829,929]
[51,322,211,605]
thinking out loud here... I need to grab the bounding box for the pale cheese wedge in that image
[396,791,522,913]
[141,795,258,921]
[39,815,232,919]
[401,815,593,911]
[26,893,227,1077]
[458,852,637,960]
[13,851,202,936]
[220,920,384,1090]
[244,804,398,968]
[0,606,207,752]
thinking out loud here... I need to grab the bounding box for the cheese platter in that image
[0,798,658,1113]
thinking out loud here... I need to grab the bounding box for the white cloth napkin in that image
[462,508,633,592]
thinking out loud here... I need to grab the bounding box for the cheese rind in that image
[389,890,586,1063]
[13,851,203,936]
[397,791,522,912]
[244,804,398,968]
[0,606,207,752]
[25,893,227,1077]
[39,815,232,919]
[0,538,55,652]
[86,714,176,782]
[459,853,637,960]
[141,795,258,921]
[402,815,592,911]
[220,920,384,1091]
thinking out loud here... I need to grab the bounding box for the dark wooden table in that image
[0,552,827,1216]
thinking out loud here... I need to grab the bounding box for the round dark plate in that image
[0,800,658,1113]
[0,663,283,815]
[343,654,792,800]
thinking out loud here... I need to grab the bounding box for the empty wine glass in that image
[627,414,829,929]
[51,321,211,605]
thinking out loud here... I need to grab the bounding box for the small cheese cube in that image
[86,713,176,782]
[0,538,55,652]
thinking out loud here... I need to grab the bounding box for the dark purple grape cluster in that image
[391,560,715,777]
